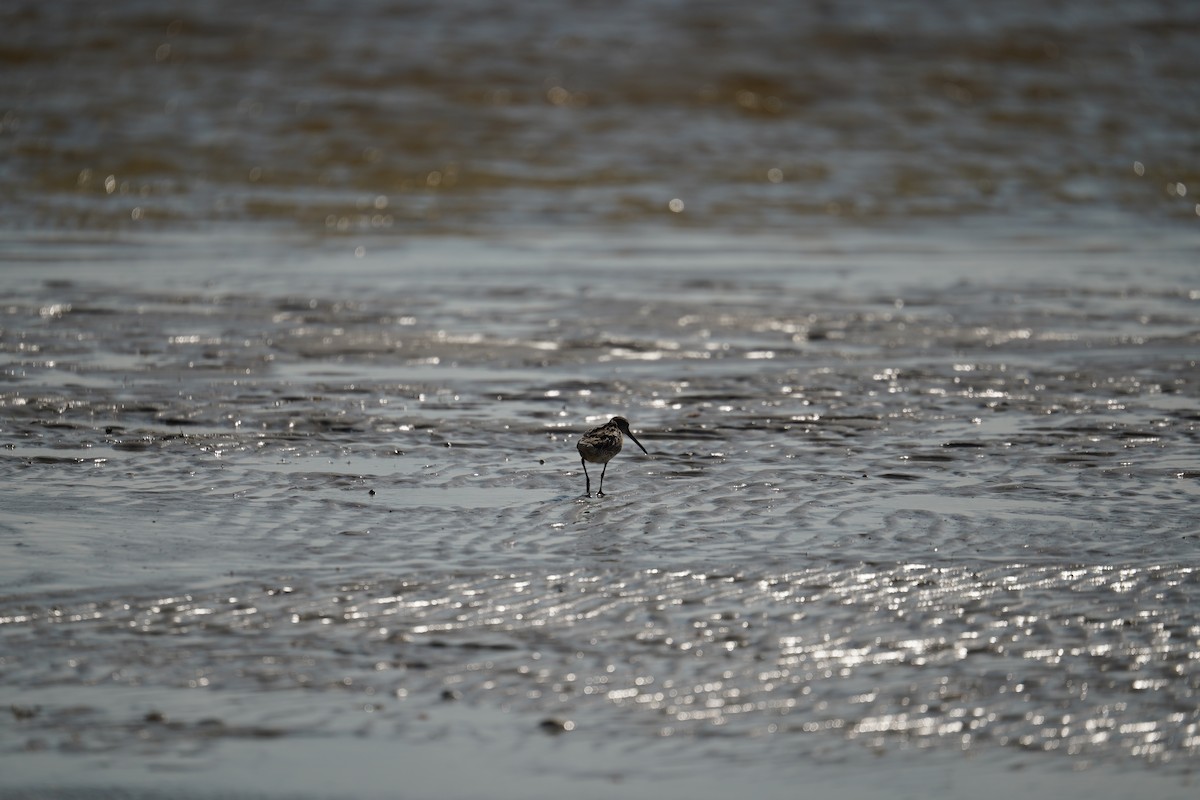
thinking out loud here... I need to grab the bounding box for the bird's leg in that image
[597,462,608,497]
[581,457,591,497]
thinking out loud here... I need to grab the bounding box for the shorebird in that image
[576,416,648,497]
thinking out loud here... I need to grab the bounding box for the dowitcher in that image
[576,416,648,497]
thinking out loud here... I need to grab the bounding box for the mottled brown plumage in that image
[576,416,648,497]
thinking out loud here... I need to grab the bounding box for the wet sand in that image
[2,231,1198,798]
[3,0,1200,796]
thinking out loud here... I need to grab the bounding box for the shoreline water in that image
[3,0,1199,792]
[3,226,1198,797]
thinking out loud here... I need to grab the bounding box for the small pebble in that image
[538,718,575,734]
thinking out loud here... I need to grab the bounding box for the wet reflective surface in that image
[2,234,1198,797]
[3,0,1199,236]
[6,564,1199,764]
[2,0,1200,796]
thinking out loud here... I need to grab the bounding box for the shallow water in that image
[2,231,1198,798]
[4,0,1199,237]
[3,0,1200,797]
